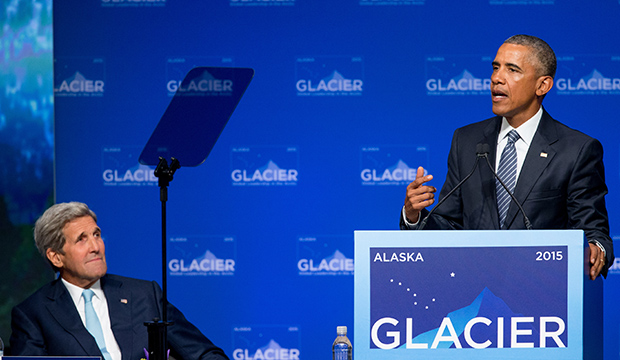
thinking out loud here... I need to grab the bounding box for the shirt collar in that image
[61,277,104,306]
[498,106,543,147]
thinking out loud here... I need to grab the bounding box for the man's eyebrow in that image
[491,61,523,72]
[505,62,523,71]
[72,231,87,242]
[74,227,101,241]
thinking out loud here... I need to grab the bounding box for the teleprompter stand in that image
[139,67,254,360]
[143,157,179,360]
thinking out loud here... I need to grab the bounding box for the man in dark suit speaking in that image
[400,35,614,280]
[10,202,228,360]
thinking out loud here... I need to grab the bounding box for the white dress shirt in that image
[62,278,122,360]
[495,106,542,182]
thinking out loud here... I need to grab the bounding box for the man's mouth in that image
[492,89,508,100]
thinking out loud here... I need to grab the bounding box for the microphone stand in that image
[419,144,532,230]
[144,156,180,360]
[419,148,485,230]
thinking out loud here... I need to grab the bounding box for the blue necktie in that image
[82,289,112,360]
[496,130,520,229]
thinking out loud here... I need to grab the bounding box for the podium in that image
[354,230,603,360]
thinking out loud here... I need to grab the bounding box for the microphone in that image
[478,144,533,230]
[418,144,488,230]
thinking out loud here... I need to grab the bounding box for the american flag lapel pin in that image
[121,298,128,304]
[540,152,548,158]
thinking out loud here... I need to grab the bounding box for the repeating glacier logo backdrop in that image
[165,56,234,95]
[425,55,491,96]
[295,56,364,96]
[489,0,554,4]
[54,57,105,97]
[360,146,429,186]
[360,0,425,5]
[231,146,299,186]
[168,235,236,276]
[102,146,157,186]
[370,246,567,350]
[232,325,301,360]
[609,257,620,275]
[297,235,354,276]
[165,67,236,97]
[608,239,620,275]
[101,0,166,8]
[230,0,295,6]
[555,55,620,95]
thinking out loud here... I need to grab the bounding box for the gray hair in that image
[34,202,97,270]
[504,34,557,79]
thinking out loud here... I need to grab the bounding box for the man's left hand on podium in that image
[588,242,605,280]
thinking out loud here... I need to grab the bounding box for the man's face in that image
[48,215,107,288]
[491,43,545,126]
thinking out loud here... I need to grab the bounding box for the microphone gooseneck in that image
[418,143,532,230]
[418,144,488,230]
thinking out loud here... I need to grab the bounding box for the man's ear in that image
[536,76,554,97]
[46,248,64,269]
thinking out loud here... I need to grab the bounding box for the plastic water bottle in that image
[0,334,4,357]
[332,326,352,360]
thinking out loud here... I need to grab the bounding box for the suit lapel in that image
[46,279,102,356]
[504,109,558,228]
[102,275,134,360]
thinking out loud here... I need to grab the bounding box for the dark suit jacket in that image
[400,109,614,275]
[10,274,228,360]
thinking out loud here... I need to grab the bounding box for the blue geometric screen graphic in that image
[370,246,567,349]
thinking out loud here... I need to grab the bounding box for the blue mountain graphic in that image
[454,69,477,81]
[403,287,535,349]
[128,163,155,175]
[322,70,345,82]
[387,159,411,172]
[258,160,282,172]
[324,249,350,262]
[192,69,217,81]
[584,69,605,80]
[195,249,220,262]
[259,339,284,352]
[64,71,88,83]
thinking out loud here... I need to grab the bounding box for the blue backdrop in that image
[52,1,620,359]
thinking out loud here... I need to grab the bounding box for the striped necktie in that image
[496,129,520,229]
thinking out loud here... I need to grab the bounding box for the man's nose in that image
[491,69,504,84]
[87,236,101,252]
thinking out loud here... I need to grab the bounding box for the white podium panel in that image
[354,230,602,360]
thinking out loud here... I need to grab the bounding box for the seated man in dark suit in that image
[400,34,614,280]
[10,202,228,360]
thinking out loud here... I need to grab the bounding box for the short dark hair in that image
[504,34,557,79]
[34,202,97,271]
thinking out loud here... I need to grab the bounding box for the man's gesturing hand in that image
[404,166,437,224]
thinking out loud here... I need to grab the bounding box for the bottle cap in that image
[337,326,347,335]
